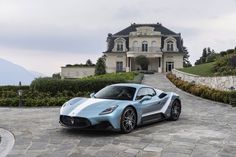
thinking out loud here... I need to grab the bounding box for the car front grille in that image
[60,115,91,128]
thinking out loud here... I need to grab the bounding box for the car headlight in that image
[99,105,118,115]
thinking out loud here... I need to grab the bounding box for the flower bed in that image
[167,73,236,106]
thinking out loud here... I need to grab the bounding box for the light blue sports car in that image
[59,83,181,133]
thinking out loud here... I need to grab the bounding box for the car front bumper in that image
[59,115,119,131]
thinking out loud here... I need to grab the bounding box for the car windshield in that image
[94,86,136,101]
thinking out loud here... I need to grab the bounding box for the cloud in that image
[0,0,235,74]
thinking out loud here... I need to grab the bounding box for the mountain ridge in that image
[0,58,42,85]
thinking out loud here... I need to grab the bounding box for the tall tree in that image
[95,57,106,75]
[195,47,217,65]
[183,46,192,67]
[201,48,208,64]
[86,59,93,66]
[52,73,61,79]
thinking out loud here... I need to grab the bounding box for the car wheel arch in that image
[173,98,181,112]
[122,105,138,124]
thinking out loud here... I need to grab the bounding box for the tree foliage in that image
[86,59,93,66]
[195,47,218,65]
[95,57,106,75]
[135,55,149,70]
[183,46,192,67]
[52,73,61,79]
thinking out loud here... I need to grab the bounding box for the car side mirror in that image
[139,95,152,102]
[90,92,95,98]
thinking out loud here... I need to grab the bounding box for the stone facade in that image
[105,52,126,73]
[61,66,95,79]
[172,69,236,91]
[104,23,184,73]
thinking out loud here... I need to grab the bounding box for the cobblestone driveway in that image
[0,74,236,157]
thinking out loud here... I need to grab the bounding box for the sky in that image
[0,0,235,76]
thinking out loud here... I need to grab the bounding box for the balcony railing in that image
[129,47,161,52]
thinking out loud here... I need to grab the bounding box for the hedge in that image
[0,72,143,107]
[30,72,140,95]
[166,73,236,106]
[30,77,128,94]
[0,97,69,107]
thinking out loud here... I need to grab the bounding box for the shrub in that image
[95,57,106,75]
[30,77,127,94]
[0,98,19,107]
[0,72,143,107]
[230,91,236,106]
[212,54,236,76]
[166,73,233,105]
[128,73,144,84]
[30,72,138,94]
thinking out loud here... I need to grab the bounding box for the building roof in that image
[104,23,183,53]
[114,23,178,36]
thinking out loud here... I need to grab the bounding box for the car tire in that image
[169,100,181,121]
[120,107,137,133]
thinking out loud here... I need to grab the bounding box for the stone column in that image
[126,57,131,72]
[158,57,162,73]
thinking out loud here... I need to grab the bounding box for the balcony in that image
[129,47,161,52]
[127,47,162,58]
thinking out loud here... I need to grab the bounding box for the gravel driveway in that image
[0,73,236,157]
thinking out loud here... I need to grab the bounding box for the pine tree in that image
[95,57,106,75]
[86,59,93,66]
[183,46,192,67]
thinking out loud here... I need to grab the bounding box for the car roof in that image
[110,83,153,89]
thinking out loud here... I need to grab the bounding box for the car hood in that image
[60,98,131,117]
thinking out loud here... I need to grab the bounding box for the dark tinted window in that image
[136,87,156,100]
[94,86,136,101]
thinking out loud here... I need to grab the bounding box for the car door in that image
[136,87,158,116]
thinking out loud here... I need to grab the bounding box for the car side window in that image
[136,87,156,100]
[146,88,156,97]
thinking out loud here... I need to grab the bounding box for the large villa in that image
[104,23,184,73]
[61,23,185,79]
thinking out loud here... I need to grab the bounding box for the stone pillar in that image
[126,57,131,72]
[158,57,162,73]
[129,57,132,72]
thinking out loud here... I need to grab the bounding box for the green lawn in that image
[178,62,215,76]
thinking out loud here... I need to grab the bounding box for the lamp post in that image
[18,81,23,107]
[229,86,236,106]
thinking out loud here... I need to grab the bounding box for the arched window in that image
[167,41,174,51]
[142,41,148,52]
[113,38,126,52]
[117,41,123,51]
[163,36,178,52]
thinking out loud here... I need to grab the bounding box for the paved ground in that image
[0,128,15,157]
[0,74,236,157]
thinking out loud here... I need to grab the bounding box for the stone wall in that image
[105,52,126,73]
[172,69,236,91]
[61,66,95,79]
[163,53,183,72]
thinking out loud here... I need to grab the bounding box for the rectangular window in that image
[116,62,123,72]
[142,44,148,52]
[166,62,174,72]
[117,44,123,52]
[158,58,161,67]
